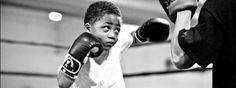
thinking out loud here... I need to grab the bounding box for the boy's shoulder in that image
[112,28,136,53]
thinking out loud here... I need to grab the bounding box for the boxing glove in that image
[60,32,103,79]
[135,18,170,42]
[159,0,198,23]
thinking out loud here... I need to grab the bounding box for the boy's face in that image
[88,14,121,50]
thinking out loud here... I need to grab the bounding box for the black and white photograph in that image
[1,0,235,88]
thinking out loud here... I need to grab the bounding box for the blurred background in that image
[1,0,212,88]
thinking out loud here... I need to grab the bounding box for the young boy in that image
[57,1,170,88]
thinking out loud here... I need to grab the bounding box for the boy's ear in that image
[84,23,92,32]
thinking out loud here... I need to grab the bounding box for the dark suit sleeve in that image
[178,8,222,68]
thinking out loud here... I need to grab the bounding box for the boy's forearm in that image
[57,71,74,88]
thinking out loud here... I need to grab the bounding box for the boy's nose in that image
[108,30,117,40]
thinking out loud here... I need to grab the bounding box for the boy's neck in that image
[91,50,110,65]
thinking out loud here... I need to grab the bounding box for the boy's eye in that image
[103,26,110,32]
[115,28,120,33]
[103,26,110,29]
[105,26,110,29]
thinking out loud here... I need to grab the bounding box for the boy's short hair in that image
[84,1,121,25]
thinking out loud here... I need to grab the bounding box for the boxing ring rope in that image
[1,68,212,78]
[1,38,70,49]
[0,38,171,49]
[1,38,212,78]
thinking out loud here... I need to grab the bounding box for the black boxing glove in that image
[135,18,170,42]
[60,32,103,79]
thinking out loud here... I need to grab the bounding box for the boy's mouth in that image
[105,42,115,47]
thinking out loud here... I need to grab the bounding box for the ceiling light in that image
[48,11,63,22]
